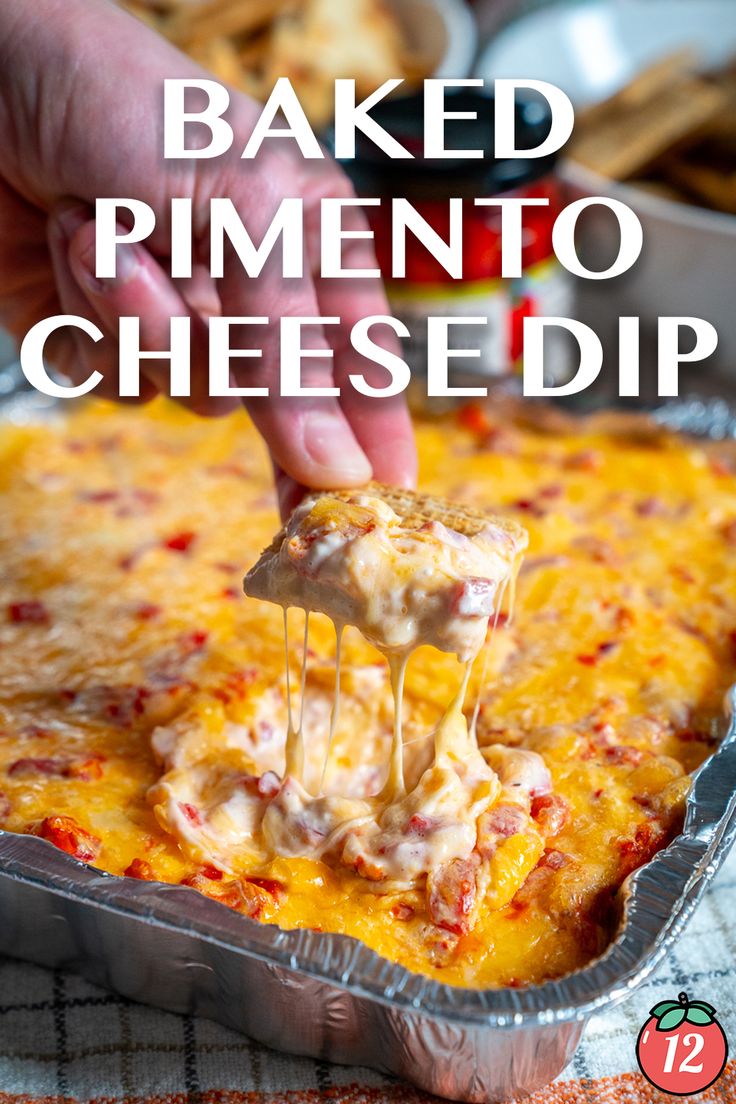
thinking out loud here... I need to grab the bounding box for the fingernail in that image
[303,413,372,482]
[77,240,140,293]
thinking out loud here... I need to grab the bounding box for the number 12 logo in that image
[636,991,728,1095]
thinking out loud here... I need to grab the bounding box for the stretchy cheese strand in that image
[470,576,510,742]
[381,652,410,801]
[435,660,474,761]
[283,610,304,782]
[320,623,344,795]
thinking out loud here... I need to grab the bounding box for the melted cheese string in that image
[470,575,510,741]
[319,623,343,795]
[298,612,310,732]
[284,608,310,783]
[435,659,474,760]
[380,652,409,802]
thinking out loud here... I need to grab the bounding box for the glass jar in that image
[333,89,573,389]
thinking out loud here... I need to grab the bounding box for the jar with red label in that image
[334,89,572,387]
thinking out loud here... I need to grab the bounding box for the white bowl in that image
[476,0,736,372]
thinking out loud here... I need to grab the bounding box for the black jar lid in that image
[327,89,559,200]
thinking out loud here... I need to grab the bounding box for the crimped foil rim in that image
[1,372,736,1029]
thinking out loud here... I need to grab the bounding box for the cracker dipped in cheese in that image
[244,485,527,663]
[238,485,530,918]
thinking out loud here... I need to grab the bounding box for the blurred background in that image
[3,0,735,401]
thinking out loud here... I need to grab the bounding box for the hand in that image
[0,0,417,509]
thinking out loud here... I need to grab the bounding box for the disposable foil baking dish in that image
[1,367,736,1103]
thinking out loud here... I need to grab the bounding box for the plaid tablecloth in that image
[1,846,735,1104]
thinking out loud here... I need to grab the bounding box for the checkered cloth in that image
[1,847,735,1103]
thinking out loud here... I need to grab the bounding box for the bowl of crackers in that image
[121,0,478,128]
[478,0,736,370]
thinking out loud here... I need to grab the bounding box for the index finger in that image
[215,168,373,490]
[309,185,417,489]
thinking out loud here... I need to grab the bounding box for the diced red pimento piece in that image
[33,815,101,863]
[244,876,285,901]
[124,858,156,880]
[178,802,203,827]
[482,803,527,839]
[180,872,242,909]
[530,794,570,837]
[538,848,570,871]
[605,745,645,766]
[477,803,528,858]
[539,483,564,500]
[565,449,603,473]
[513,499,545,518]
[8,757,68,777]
[81,489,119,504]
[257,771,281,799]
[200,864,223,881]
[163,531,196,553]
[7,601,50,625]
[178,629,209,655]
[287,529,325,562]
[8,755,104,782]
[618,821,668,878]
[426,855,480,935]
[179,872,271,919]
[406,813,435,837]
[102,685,151,726]
[211,667,259,706]
[239,770,281,800]
[287,509,375,569]
[577,641,619,666]
[391,902,415,922]
[118,550,143,572]
[352,853,385,882]
[635,496,666,517]
[457,403,493,440]
[66,756,105,781]
[134,603,162,622]
[452,577,496,618]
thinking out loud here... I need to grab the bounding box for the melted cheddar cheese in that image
[1,399,734,988]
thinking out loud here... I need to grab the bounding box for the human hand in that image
[0,0,417,508]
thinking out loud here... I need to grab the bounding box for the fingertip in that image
[250,405,374,491]
[346,402,418,490]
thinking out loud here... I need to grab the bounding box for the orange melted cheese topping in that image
[1,399,734,988]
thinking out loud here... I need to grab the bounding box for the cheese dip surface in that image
[0,399,734,988]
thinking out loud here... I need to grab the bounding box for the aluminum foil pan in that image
[1,370,736,1102]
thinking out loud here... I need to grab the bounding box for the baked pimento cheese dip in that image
[1,398,734,988]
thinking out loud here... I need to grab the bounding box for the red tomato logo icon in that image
[636,991,728,1095]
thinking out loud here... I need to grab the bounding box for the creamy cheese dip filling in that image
[206,489,535,920]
